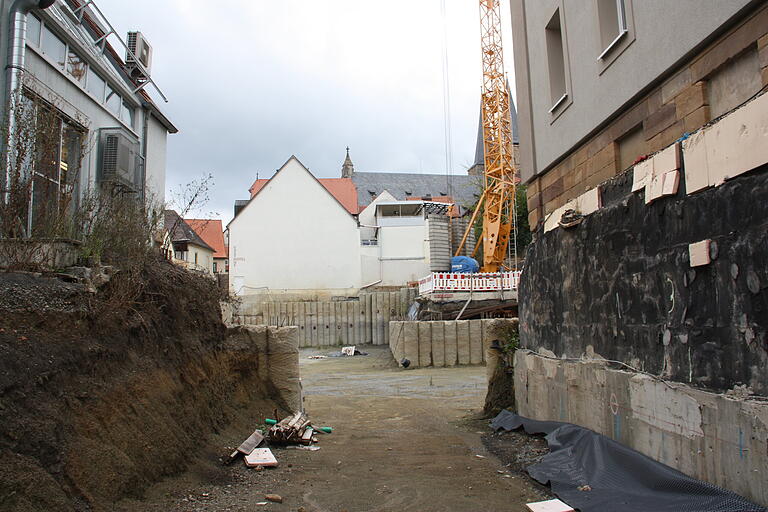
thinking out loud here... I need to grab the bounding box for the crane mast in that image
[456,0,516,272]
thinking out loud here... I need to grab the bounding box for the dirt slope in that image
[0,263,279,511]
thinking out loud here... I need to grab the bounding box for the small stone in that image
[578,484,592,491]
[255,465,264,471]
[297,508,306,512]
[265,493,283,503]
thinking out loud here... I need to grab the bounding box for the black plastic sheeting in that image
[491,410,766,512]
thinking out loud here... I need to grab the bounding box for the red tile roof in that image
[249,177,359,214]
[185,219,227,258]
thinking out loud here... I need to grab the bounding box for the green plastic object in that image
[265,418,277,425]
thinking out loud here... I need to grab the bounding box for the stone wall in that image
[514,350,768,506]
[525,4,768,229]
[388,318,517,369]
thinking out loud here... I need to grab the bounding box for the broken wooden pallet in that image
[267,412,314,445]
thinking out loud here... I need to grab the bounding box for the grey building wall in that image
[511,0,757,181]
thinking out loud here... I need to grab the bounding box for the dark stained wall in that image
[519,166,768,394]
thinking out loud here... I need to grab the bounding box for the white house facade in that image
[229,156,362,296]
[229,154,469,297]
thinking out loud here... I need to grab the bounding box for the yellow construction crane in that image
[455,0,517,272]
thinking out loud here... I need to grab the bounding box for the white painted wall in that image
[144,115,168,205]
[229,157,362,295]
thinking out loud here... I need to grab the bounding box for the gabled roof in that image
[185,219,226,258]
[163,210,213,251]
[248,175,359,215]
[231,155,358,226]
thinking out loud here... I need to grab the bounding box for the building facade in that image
[511,0,768,505]
[228,154,470,297]
[2,0,176,238]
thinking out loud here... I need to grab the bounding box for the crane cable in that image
[440,0,454,200]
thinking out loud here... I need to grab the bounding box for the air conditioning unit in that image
[99,130,139,191]
[126,31,153,75]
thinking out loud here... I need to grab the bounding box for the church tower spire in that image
[341,146,355,178]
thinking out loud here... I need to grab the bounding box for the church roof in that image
[351,172,480,211]
[473,86,520,167]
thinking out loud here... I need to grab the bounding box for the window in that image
[597,0,627,59]
[213,261,218,272]
[105,85,120,116]
[41,25,66,68]
[67,48,87,83]
[194,252,198,265]
[120,100,134,128]
[26,14,41,47]
[545,9,567,111]
[25,97,84,236]
[86,67,106,100]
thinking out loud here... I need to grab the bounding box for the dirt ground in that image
[115,346,550,512]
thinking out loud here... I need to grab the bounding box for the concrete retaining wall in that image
[236,288,419,347]
[389,318,517,368]
[514,350,768,506]
[226,325,302,413]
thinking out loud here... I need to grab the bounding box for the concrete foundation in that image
[235,288,419,348]
[389,318,517,369]
[514,350,768,506]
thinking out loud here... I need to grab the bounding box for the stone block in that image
[647,121,684,154]
[593,144,618,172]
[675,82,707,119]
[683,105,711,133]
[759,33,768,50]
[528,207,541,230]
[540,167,562,189]
[661,68,692,104]
[644,103,678,140]
[541,178,564,204]
[689,240,711,267]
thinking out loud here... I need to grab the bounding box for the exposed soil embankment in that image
[0,262,280,511]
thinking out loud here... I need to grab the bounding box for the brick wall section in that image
[527,4,768,231]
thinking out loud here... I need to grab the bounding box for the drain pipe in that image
[3,0,55,204]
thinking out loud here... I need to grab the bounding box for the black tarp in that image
[491,410,766,512]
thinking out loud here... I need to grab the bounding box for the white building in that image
[2,0,176,237]
[228,153,466,297]
[229,156,362,297]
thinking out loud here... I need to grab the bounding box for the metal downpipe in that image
[3,0,54,205]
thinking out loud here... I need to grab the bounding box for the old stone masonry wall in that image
[517,163,768,505]
[520,166,768,394]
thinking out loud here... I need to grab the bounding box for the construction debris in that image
[267,411,315,445]
[228,429,265,462]
[526,499,574,512]
[264,494,283,503]
[245,448,278,468]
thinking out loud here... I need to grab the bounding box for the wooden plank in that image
[244,448,278,467]
[236,429,264,455]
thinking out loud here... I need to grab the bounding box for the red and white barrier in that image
[418,271,522,295]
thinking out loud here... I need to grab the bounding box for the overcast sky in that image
[98,0,516,223]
